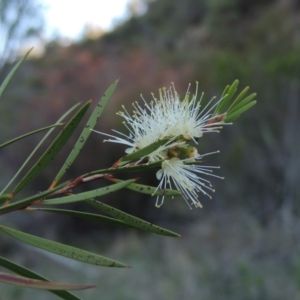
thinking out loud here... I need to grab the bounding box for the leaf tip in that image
[84,284,96,290]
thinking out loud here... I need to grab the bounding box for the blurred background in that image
[1,0,300,299]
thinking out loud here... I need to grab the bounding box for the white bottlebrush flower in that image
[154,149,223,209]
[96,83,226,162]
[93,83,227,208]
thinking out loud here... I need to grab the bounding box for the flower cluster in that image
[95,83,227,208]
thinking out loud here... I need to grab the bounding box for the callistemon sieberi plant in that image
[0,50,256,299]
[94,81,256,209]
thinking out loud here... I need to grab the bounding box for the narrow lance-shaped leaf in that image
[0,123,63,149]
[221,84,230,99]
[0,102,82,196]
[41,179,135,205]
[0,49,32,99]
[0,255,84,300]
[29,208,139,230]
[52,80,118,187]
[11,101,91,197]
[0,272,94,290]
[0,182,67,215]
[109,179,181,197]
[0,225,129,268]
[214,80,239,115]
[227,86,250,112]
[225,101,257,122]
[83,160,162,178]
[227,93,257,116]
[87,199,181,237]
[118,138,171,166]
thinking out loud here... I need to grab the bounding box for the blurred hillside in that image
[1,0,300,226]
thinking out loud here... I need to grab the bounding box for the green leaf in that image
[83,160,162,178]
[0,102,82,196]
[29,208,138,230]
[12,101,91,196]
[227,93,257,116]
[111,179,181,197]
[225,101,257,122]
[0,49,32,99]
[0,271,94,290]
[215,80,239,115]
[0,225,128,268]
[0,123,63,149]
[227,86,250,112]
[53,81,118,185]
[41,179,135,205]
[0,182,67,215]
[221,85,230,99]
[119,138,171,166]
[87,199,181,237]
[0,256,83,300]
